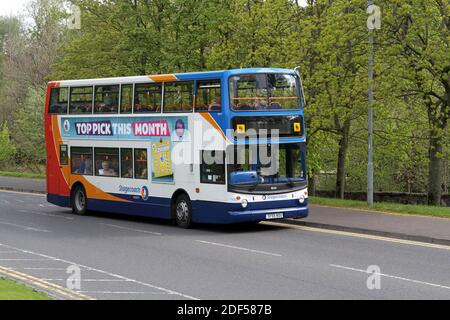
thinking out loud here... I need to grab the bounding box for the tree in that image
[13,87,46,172]
[0,122,16,167]
[381,0,449,205]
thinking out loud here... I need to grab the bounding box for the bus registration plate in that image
[266,213,283,219]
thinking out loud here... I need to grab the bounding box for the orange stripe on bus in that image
[148,74,178,82]
[51,116,128,203]
[199,113,228,142]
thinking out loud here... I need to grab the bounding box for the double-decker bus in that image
[45,68,308,228]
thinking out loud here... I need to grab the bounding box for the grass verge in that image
[0,171,45,179]
[0,278,50,300]
[309,196,450,218]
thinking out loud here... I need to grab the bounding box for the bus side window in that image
[94,85,119,114]
[195,80,221,112]
[134,83,162,113]
[94,148,119,177]
[121,148,133,178]
[200,150,225,184]
[164,82,194,113]
[134,149,148,179]
[71,147,93,175]
[69,87,93,114]
[120,85,133,114]
[60,145,68,165]
[49,87,68,114]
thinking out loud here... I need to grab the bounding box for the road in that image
[0,190,449,300]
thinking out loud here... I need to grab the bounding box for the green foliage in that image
[12,87,46,167]
[0,0,448,202]
[0,122,16,166]
[310,196,450,218]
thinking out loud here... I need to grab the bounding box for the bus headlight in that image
[299,195,305,204]
[241,199,248,208]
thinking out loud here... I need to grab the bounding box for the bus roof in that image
[50,68,296,87]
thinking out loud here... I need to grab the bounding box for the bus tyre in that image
[72,185,88,216]
[174,194,192,228]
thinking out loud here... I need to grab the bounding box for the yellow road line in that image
[0,266,94,300]
[262,221,450,251]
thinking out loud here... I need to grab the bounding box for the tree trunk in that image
[308,170,317,196]
[335,119,351,199]
[428,135,443,206]
[426,94,448,206]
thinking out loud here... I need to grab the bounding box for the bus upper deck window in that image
[195,80,221,112]
[164,82,194,113]
[120,85,133,114]
[49,87,68,114]
[134,83,162,113]
[69,87,93,114]
[94,85,119,114]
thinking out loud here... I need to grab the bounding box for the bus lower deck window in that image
[71,147,93,175]
[94,148,119,177]
[121,148,133,178]
[134,149,148,179]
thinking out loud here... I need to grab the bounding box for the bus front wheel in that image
[71,185,88,216]
[174,194,192,229]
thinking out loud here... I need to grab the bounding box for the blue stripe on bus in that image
[47,193,308,224]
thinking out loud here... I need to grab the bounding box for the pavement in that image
[1,176,449,245]
[0,176,46,194]
[0,190,449,300]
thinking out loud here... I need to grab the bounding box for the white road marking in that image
[43,279,131,282]
[263,221,450,251]
[76,291,165,295]
[22,268,67,270]
[19,209,74,220]
[1,199,10,204]
[99,223,162,235]
[16,199,24,203]
[0,243,198,300]
[18,209,74,220]
[0,221,51,233]
[330,264,450,291]
[195,240,282,257]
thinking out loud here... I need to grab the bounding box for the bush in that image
[0,122,16,167]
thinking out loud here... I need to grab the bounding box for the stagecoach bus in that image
[45,68,309,228]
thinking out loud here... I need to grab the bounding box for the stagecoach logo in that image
[63,120,70,133]
[140,186,149,201]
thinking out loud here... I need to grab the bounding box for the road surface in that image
[0,190,449,300]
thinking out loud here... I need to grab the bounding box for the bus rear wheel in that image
[71,185,88,216]
[174,194,192,229]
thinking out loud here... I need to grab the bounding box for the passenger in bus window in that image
[121,156,133,178]
[99,161,116,176]
[76,156,86,174]
[208,96,221,112]
[84,157,93,175]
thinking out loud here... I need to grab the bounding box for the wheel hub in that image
[176,201,188,222]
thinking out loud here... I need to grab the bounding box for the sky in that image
[0,0,31,16]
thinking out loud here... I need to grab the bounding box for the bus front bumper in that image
[228,206,308,222]
[192,199,309,224]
